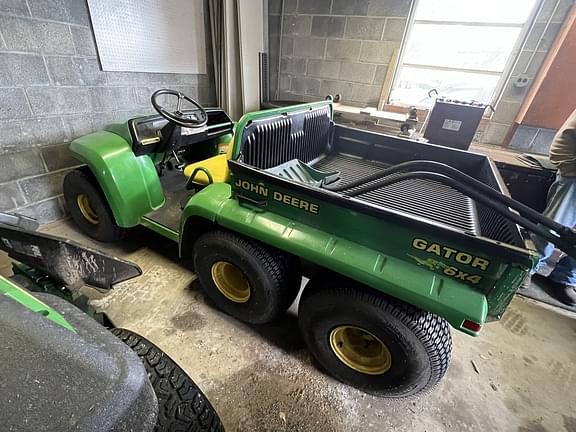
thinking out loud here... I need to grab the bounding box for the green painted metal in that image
[140,216,179,242]
[0,275,76,332]
[181,183,488,335]
[228,100,333,160]
[69,131,165,227]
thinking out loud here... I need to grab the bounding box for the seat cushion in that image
[183,154,229,184]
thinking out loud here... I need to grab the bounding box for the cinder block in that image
[89,87,135,111]
[524,22,562,51]
[331,0,370,16]
[501,79,530,103]
[279,74,291,91]
[281,37,294,56]
[198,86,216,105]
[339,62,376,84]
[298,0,332,14]
[320,80,354,100]
[0,118,66,152]
[480,122,511,145]
[70,26,97,56]
[311,16,345,38]
[28,0,90,25]
[307,59,341,79]
[46,57,106,86]
[373,64,389,85]
[0,16,75,54]
[0,53,49,86]
[106,72,156,85]
[291,76,321,95]
[18,197,65,224]
[283,15,312,37]
[350,83,381,106]
[537,0,573,23]
[0,88,31,120]
[512,50,547,78]
[345,17,385,40]
[360,41,397,63]
[0,150,46,183]
[293,38,326,59]
[368,0,412,17]
[270,0,297,14]
[19,170,70,203]
[492,100,521,124]
[280,57,307,74]
[41,143,80,171]
[27,87,91,115]
[0,181,26,211]
[326,40,361,61]
[383,18,407,41]
[0,0,29,16]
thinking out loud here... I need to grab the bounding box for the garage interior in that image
[0,1,575,431]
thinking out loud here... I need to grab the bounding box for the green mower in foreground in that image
[63,90,576,397]
[0,212,224,431]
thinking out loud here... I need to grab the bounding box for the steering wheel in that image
[151,89,208,128]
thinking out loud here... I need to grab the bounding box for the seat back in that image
[237,103,332,169]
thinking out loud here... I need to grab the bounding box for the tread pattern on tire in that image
[111,328,224,432]
[196,230,300,321]
[302,285,452,395]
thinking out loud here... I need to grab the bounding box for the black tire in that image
[298,282,452,397]
[111,328,225,432]
[193,230,301,324]
[63,168,126,242]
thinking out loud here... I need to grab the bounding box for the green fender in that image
[69,130,165,227]
[181,183,488,336]
[0,275,75,332]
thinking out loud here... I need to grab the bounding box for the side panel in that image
[70,131,165,227]
[181,183,488,335]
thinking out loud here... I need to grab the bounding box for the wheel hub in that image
[329,325,392,375]
[77,194,99,225]
[210,261,251,303]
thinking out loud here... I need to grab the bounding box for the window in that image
[389,0,539,107]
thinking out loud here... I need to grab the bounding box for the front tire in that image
[112,328,225,432]
[193,230,301,324]
[298,281,452,397]
[63,168,126,242]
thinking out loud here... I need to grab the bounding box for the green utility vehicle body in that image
[66,100,559,337]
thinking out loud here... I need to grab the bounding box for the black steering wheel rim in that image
[151,89,208,128]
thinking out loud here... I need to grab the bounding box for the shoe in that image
[547,279,576,306]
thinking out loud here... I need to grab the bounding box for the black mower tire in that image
[298,282,452,398]
[111,328,225,432]
[63,168,126,242]
[193,230,301,324]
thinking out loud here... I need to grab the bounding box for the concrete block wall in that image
[0,0,215,223]
[268,0,410,107]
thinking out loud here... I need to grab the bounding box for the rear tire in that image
[193,230,301,324]
[63,168,126,242]
[111,328,225,432]
[298,281,452,397]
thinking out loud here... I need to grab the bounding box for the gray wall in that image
[268,0,410,107]
[0,0,215,223]
[269,0,573,150]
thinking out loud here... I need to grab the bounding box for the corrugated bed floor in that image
[313,153,480,235]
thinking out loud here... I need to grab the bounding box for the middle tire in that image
[193,230,301,324]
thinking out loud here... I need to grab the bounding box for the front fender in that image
[69,131,165,227]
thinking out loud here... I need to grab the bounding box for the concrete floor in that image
[17,220,576,431]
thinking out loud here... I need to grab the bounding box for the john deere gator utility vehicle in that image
[63,90,576,397]
[0,212,224,431]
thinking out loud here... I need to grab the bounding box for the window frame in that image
[387,0,544,111]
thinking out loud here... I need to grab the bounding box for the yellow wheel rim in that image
[211,261,251,303]
[329,325,392,375]
[77,194,99,225]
